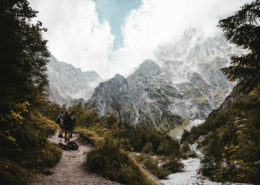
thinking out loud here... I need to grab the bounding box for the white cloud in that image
[29,0,114,78]
[29,0,251,79]
[108,0,251,77]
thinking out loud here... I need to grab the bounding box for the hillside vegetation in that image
[69,102,185,184]
[0,1,63,184]
[181,1,260,183]
[181,89,260,183]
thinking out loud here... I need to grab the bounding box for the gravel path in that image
[30,132,121,185]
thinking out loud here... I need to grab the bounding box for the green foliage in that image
[180,129,190,144]
[71,101,183,182]
[68,102,100,128]
[0,102,61,185]
[142,142,154,154]
[143,157,171,179]
[0,0,50,114]
[180,142,190,153]
[183,91,260,183]
[218,0,260,94]
[134,153,183,179]
[120,124,181,156]
[86,136,155,185]
[0,1,62,184]
[39,102,62,121]
[162,155,184,173]
[134,153,171,179]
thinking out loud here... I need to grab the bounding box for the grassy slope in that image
[0,115,62,185]
[76,127,157,185]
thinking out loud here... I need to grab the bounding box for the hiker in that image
[70,113,76,138]
[64,111,72,142]
[58,110,65,138]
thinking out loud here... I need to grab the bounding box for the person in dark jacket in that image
[58,110,65,138]
[63,111,72,142]
[70,113,76,138]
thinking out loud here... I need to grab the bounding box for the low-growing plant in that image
[142,142,154,154]
[86,136,155,185]
[0,102,62,185]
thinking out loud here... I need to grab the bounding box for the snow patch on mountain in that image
[88,29,244,132]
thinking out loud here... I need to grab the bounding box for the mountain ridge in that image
[87,29,244,133]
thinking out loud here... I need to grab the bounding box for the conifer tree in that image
[0,0,50,114]
[218,0,260,94]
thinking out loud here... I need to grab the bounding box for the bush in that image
[142,142,154,154]
[180,129,190,144]
[143,157,171,179]
[162,156,184,173]
[0,104,61,185]
[187,150,197,158]
[156,142,170,155]
[87,138,155,185]
[180,142,191,154]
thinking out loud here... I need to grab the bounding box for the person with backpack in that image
[57,110,65,138]
[64,111,72,142]
[70,113,76,138]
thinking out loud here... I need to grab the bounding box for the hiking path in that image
[30,132,121,185]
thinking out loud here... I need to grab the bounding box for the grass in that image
[74,127,103,145]
[78,126,157,185]
[0,114,62,185]
[87,144,156,185]
[132,153,171,179]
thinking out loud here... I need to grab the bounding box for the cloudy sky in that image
[28,0,250,79]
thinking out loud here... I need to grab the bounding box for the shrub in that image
[179,142,191,154]
[162,156,184,173]
[180,129,190,143]
[87,137,155,185]
[0,104,61,185]
[156,142,170,155]
[143,156,171,179]
[142,142,154,154]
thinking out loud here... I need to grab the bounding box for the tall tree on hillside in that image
[218,0,260,94]
[0,0,50,113]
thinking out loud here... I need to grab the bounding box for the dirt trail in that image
[30,132,121,185]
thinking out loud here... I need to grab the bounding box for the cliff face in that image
[46,54,102,106]
[88,30,244,132]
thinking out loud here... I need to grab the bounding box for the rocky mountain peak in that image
[46,54,103,106]
[88,29,244,133]
[129,60,162,79]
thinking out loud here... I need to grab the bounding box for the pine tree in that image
[0,0,50,114]
[218,0,260,94]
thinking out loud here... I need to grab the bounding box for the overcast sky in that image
[28,0,250,79]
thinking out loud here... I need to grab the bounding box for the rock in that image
[88,29,244,132]
[58,141,79,150]
[46,54,103,106]
[43,170,54,175]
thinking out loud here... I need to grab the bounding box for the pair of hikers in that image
[58,110,76,142]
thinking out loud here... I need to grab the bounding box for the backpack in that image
[56,115,61,124]
[64,115,71,127]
